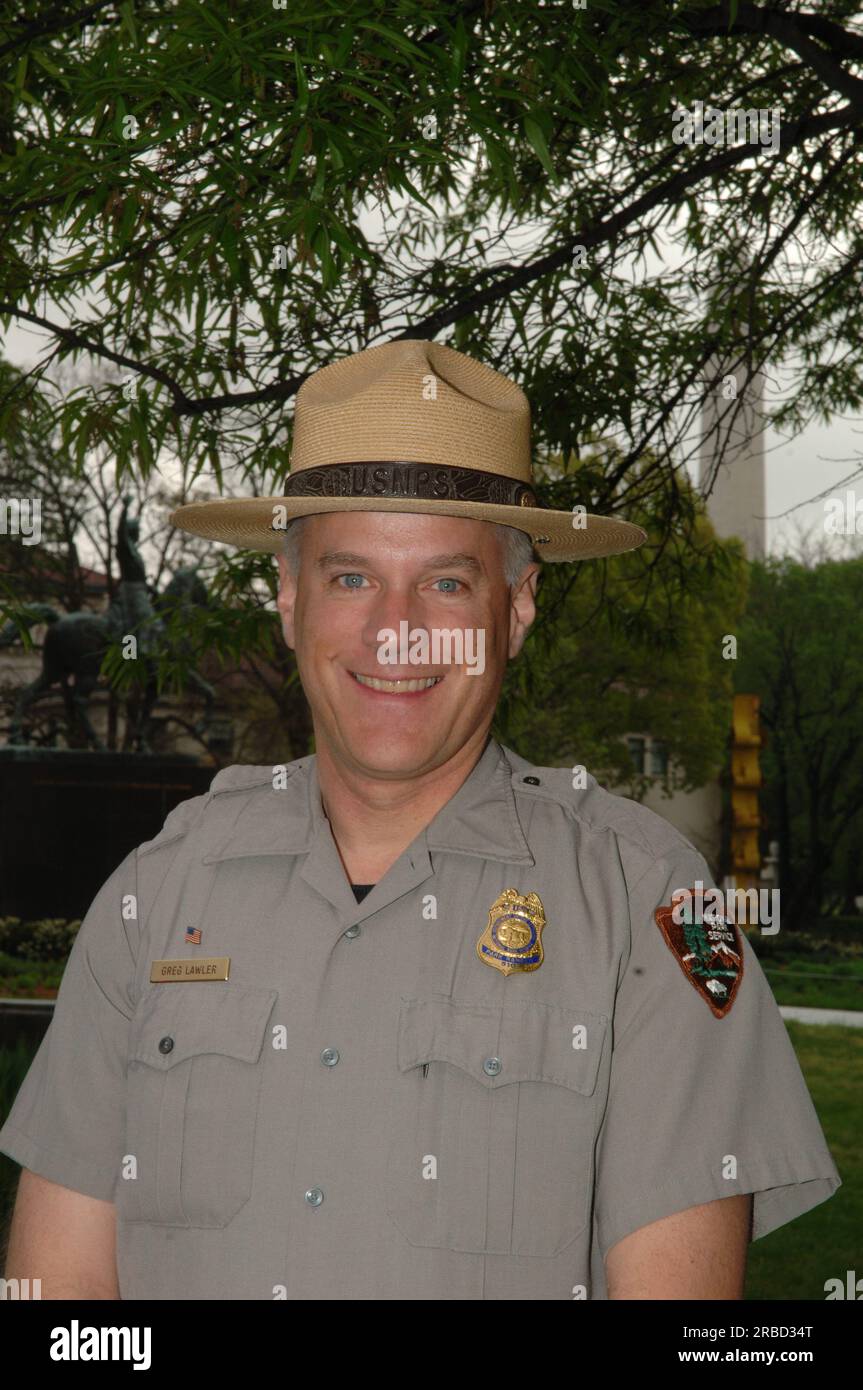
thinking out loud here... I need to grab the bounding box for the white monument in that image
[698,334,768,559]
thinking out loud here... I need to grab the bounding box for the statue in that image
[1,498,216,753]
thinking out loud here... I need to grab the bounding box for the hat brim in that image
[170,496,647,562]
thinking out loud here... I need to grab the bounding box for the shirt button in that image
[344,924,361,939]
[158,1036,174,1054]
[320,1047,340,1067]
[482,1056,502,1076]
[304,1187,324,1207]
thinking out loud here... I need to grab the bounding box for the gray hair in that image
[280,515,537,586]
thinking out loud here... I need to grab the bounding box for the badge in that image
[477,889,546,975]
[150,957,230,983]
[653,889,743,1018]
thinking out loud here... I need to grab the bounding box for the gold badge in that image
[476,889,546,976]
[150,957,231,983]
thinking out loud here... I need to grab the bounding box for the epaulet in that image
[138,757,311,857]
[208,755,311,796]
[506,753,697,864]
[137,788,213,854]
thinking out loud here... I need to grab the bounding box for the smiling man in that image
[0,340,840,1301]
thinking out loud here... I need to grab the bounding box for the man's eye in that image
[337,573,368,589]
[433,578,462,593]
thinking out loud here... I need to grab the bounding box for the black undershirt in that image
[351,883,375,903]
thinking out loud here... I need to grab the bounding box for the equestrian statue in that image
[1,498,215,753]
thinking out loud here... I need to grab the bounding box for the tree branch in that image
[0,0,117,60]
[680,3,863,112]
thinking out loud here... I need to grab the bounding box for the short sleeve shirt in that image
[0,736,841,1299]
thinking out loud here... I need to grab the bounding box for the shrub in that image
[0,918,82,961]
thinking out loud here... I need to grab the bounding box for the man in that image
[0,340,840,1300]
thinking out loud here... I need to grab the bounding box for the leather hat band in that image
[283,461,542,509]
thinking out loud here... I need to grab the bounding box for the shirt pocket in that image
[386,995,608,1257]
[118,982,277,1228]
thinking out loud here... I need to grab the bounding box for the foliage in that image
[0,917,81,961]
[736,554,863,921]
[0,0,862,527]
[496,445,749,792]
[2,0,863,776]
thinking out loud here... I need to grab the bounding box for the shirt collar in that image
[202,734,533,867]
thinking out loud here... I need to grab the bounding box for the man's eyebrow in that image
[315,551,484,574]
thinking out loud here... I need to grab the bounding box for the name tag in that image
[150,957,231,983]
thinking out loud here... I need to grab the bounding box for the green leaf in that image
[118,194,137,245]
[294,51,309,113]
[221,224,241,279]
[31,50,63,79]
[312,220,334,287]
[118,0,138,44]
[284,123,309,184]
[357,22,426,61]
[396,172,436,216]
[524,115,555,179]
[452,16,468,86]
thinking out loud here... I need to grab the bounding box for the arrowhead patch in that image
[654,888,744,1018]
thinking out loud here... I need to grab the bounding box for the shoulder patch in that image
[653,888,744,1018]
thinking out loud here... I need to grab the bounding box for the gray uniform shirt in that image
[0,736,841,1299]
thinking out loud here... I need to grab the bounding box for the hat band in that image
[283,461,541,508]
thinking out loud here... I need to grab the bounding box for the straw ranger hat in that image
[170,340,647,562]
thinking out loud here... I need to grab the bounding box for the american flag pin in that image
[185,925,203,945]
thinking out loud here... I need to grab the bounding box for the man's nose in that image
[361,585,424,655]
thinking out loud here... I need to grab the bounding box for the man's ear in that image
[276,551,298,651]
[508,564,541,660]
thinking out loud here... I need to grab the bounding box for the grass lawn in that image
[758,959,863,1012]
[744,1023,860,1300]
[748,931,863,1013]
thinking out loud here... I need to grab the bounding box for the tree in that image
[736,554,863,923]
[497,446,749,793]
[3,1,861,782]
[0,0,862,546]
